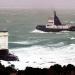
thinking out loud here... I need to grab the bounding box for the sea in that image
[1,9,75,70]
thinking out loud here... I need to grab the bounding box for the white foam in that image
[67,37,75,40]
[10,41,32,45]
[61,31,70,33]
[9,40,39,45]
[48,42,64,47]
[1,44,75,70]
[70,21,75,24]
[56,31,69,34]
[70,37,75,40]
[31,29,48,33]
[31,29,70,34]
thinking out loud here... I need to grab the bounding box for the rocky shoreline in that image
[0,63,75,75]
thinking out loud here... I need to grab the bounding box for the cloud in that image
[0,0,75,9]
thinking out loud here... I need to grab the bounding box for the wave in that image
[55,31,70,35]
[9,40,40,45]
[70,21,75,24]
[70,37,75,40]
[9,40,66,49]
[31,29,70,34]
[31,29,49,33]
[1,43,75,70]
[9,41,36,45]
[47,42,64,47]
[9,35,75,49]
[9,41,39,49]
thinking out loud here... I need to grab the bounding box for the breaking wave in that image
[2,40,75,70]
[31,29,70,34]
[31,29,49,33]
[9,40,66,49]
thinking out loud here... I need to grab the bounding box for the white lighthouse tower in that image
[0,31,8,50]
[0,31,18,61]
[0,31,9,55]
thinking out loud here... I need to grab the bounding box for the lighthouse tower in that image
[0,31,8,55]
[0,31,18,61]
[0,31,8,50]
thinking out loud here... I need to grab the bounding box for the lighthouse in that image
[0,31,18,61]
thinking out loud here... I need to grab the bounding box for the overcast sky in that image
[0,0,75,9]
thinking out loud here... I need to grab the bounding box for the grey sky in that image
[0,0,75,9]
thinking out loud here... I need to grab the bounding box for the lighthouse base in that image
[0,49,19,61]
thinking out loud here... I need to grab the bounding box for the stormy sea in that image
[0,9,75,70]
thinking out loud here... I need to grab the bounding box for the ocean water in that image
[1,9,75,70]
